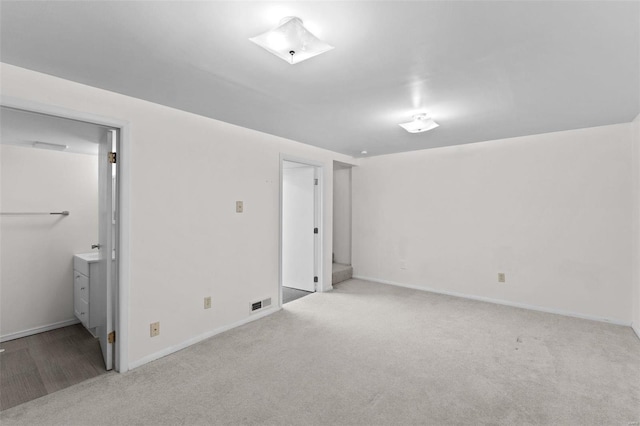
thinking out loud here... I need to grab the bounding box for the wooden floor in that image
[0,324,107,411]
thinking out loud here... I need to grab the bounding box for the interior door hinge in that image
[108,152,117,164]
[314,227,318,234]
[314,178,318,186]
[314,276,318,283]
[108,331,116,344]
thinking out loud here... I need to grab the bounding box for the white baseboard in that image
[0,318,81,342]
[633,323,640,340]
[128,306,281,370]
[353,275,632,327]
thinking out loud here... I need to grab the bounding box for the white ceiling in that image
[1,1,638,157]
[1,107,107,155]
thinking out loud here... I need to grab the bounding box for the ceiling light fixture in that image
[32,141,68,151]
[250,17,334,64]
[361,150,368,155]
[399,114,439,133]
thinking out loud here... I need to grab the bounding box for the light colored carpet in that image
[2,279,639,425]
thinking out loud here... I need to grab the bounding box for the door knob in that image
[92,244,101,249]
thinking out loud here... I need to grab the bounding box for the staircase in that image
[332,263,353,285]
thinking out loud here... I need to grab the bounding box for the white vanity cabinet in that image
[73,253,101,329]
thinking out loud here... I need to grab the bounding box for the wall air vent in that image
[251,297,272,313]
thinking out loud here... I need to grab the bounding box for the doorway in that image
[280,158,322,305]
[0,101,126,409]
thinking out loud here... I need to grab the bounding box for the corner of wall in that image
[632,113,640,337]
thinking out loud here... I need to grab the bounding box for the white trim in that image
[315,165,325,291]
[633,323,640,340]
[1,96,128,129]
[279,154,326,169]
[0,95,131,373]
[116,123,131,373]
[353,275,633,327]
[128,307,281,370]
[0,318,80,342]
[279,154,326,310]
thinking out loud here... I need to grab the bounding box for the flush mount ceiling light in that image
[399,113,439,133]
[32,141,68,151]
[249,16,334,64]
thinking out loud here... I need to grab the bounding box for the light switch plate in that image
[204,296,212,309]
[236,201,243,213]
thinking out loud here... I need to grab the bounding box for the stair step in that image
[332,263,353,285]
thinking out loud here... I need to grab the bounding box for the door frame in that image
[1,95,131,373]
[279,154,324,308]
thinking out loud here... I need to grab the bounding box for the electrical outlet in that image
[236,201,243,213]
[204,296,212,309]
[150,322,160,337]
[498,272,506,283]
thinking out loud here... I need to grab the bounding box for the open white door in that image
[282,165,316,292]
[96,129,115,370]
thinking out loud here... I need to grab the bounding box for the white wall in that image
[632,114,640,337]
[0,145,98,339]
[0,63,357,366]
[332,165,351,265]
[353,124,633,324]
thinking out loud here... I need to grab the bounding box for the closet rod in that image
[0,211,70,216]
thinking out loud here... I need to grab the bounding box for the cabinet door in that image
[77,299,89,328]
[88,262,102,330]
[74,272,89,327]
[75,272,89,303]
